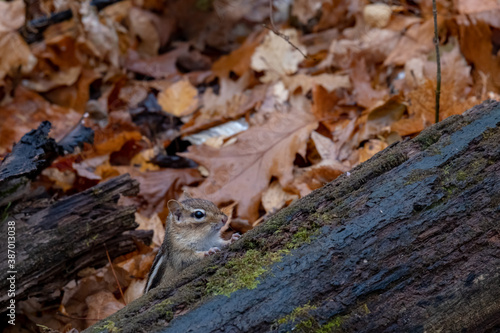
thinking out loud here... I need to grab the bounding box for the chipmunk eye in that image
[193,210,205,219]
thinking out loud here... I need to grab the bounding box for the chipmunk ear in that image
[167,200,183,221]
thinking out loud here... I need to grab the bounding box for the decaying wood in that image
[0,121,93,207]
[0,173,151,310]
[0,121,150,311]
[86,100,500,333]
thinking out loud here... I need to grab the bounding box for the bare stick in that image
[264,0,308,59]
[432,0,441,123]
[105,245,127,305]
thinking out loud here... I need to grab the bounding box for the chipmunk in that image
[144,195,239,293]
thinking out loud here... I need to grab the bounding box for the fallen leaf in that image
[181,95,318,221]
[291,0,327,25]
[157,79,199,117]
[212,30,264,77]
[135,212,165,247]
[351,56,387,109]
[455,0,500,14]
[182,73,265,134]
[78,1,120,67]
[0,87,81,154]
[0,0,36,83]
[384,18,436,66]
[124,43,189,79]
[363,3,392,28]
[262,180,298,213]
[251,29,307,82]
[123,279,147,304]
[283,73,351,94]
[85,291,125,327]
[358,139,388,163]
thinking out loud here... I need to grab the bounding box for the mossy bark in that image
[86,100,500,333]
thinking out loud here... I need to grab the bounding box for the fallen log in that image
[85,99,500,333]
[0,173,151,311]
[0,121,93,207]
[0,122,151,312]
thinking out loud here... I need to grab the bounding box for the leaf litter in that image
[1,0,499,331]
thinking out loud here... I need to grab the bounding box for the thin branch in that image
[105,245,127,305]
[263,0,308,59]
[262,25,308,59]
[432,0,441,123]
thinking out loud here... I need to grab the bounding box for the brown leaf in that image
[157,78,199,117]
[262,180,298,213]
[0,0,36,83]
[384,19,435,66]
[181,73,265,135]
[283,73,351,94]
[251,29,307,82]
[455,0,500,14]
[0,87,81,154]
[135,212,165,247]
[351,56,387,109]
[85,291,124,327]
[457,15,500,92]
[124,43,189,79]
[181,96,318,221]
[358,139,388,163]
[212,30,263,77]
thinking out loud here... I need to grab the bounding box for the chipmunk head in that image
[167,196,228,233]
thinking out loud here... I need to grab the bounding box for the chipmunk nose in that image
[221,215,228,224]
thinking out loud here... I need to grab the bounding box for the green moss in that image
[92,187,103,197]
[415,132,441,149]
[286,228,320,250]
[427,145,442,156]
[94,320,119,333]
[456,171,467,181]
[316,315,344,333]
[404,169,435,186]
[156,299,174,320]
[277,303,317,325]
[206,249,288,296]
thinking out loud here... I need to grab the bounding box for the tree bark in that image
[0,122,151,312]
[0,173,151,311]
[85,100,499,333]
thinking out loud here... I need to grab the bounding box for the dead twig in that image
[105,245,127,305]
[263,0,308,59]
[432,0,441,123]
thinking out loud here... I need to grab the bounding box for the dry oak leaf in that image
[157,79,199,117]
[124,43,189,79]
[78,1,120,67]
[384,18,436,66]
[182,72,265,135]
[181,96,318,222]
[212,30,264,77]
[0,87,81,154]
[251,28,307,82]
[0,0,36,82]
[284,73,351,94]
[85,290,124,327]
[292,0,328,25]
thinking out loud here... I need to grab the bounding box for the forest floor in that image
[1,0,500,331]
